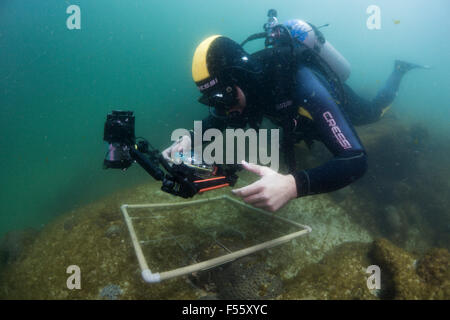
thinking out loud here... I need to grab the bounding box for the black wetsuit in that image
[196,48,409,198]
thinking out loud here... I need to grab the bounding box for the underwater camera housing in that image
[103,110,239,198]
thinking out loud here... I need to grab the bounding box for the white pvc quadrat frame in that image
[121,195,312,284]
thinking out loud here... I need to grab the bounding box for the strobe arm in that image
[129,147,164,181]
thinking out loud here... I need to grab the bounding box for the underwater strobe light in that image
[103,110,135,170]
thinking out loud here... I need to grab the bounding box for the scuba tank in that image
[241,10,351,83]
[283,19,351,82]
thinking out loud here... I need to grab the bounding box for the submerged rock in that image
[283,242,376,300]
[417,248,450,294]
[284,239,450,300]
[371,238,449,299]
[371,238,424,299]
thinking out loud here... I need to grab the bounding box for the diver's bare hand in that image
[232,160,298,212]
[162,135,192,161]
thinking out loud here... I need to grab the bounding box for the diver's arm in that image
[292,67,368,197]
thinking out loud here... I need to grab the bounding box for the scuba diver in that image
[162,13,428,212]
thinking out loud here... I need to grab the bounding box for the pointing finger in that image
[232,181,264,198]
[240,160,269,176]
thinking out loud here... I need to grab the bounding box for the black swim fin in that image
[395,60,431,73]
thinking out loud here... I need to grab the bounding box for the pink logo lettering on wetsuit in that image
[323,111,352,149]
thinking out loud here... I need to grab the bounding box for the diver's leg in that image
[341,84,379,126]
[372,60,429,113]
[343,60,429,126]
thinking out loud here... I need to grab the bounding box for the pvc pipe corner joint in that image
[142,269,161,283]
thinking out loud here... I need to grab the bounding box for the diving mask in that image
[198,85,238,109]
